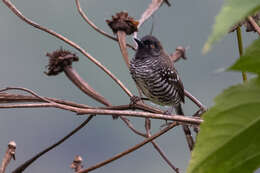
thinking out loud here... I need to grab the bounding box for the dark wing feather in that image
[158,52,185,103]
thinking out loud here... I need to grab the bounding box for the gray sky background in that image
[0,0,258,173]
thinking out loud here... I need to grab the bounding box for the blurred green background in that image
[0,0,257,172]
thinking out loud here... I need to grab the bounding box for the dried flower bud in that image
[8,140,16,160]
[70,155,83,172]
[106,11,139,35]
[8,141,16,149]
[176,46,187,60]
[170,46,187,63]
[45,48,78,76]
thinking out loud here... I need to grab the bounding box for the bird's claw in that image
[129,96,142,109]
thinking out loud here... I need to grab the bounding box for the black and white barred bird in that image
[130,35,194,150]
[130,35,184,112]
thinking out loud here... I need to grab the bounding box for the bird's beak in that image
[134,38,143,48]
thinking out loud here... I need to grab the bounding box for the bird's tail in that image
[175,104,194,151]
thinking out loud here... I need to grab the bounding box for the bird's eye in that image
[150,44,155,49]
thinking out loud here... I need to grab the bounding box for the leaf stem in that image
[236,27,247,83]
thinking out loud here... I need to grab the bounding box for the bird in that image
[130,35,194,150]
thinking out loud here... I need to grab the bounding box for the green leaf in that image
[203,0,260,53]
[187,77,260,173]
[229,38,260,74]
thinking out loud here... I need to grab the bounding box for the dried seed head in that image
[45,48,78,76]
[73,155,83,163]
[176,46,187,60]
[8,141,16,160]
[70,155,83,171]
[8,141,16,149]
[106,11,139,35]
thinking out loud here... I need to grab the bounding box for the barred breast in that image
[130,57,184,106]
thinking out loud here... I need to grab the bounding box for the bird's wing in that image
[158,54,185,103]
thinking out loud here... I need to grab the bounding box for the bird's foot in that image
[129,96,142,110]
[163,106,174,115]
[160,107,175,128]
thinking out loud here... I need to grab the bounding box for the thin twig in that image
[134,0,169,39]
[151,141,179,173]
[0,93,92,109]
[247,16,260,35]
[78,122,178,173]
[184,90,206,111]
[120,117,147,137]
[0,87,53,103]
[74,0,136,50]
[0,103,53,108]
[12,116,94,173]
[145,119,179,173]
[2,0,133,97]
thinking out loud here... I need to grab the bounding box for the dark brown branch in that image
[12,116,94,173]
[78,122,178,173]
[2,0,133,97]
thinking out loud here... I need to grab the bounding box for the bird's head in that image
[134,35,163,57]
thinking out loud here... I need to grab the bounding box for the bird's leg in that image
[160,106,175,128]
[163,106,175,115]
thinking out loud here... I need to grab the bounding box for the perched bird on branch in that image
[130,35,194,150]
